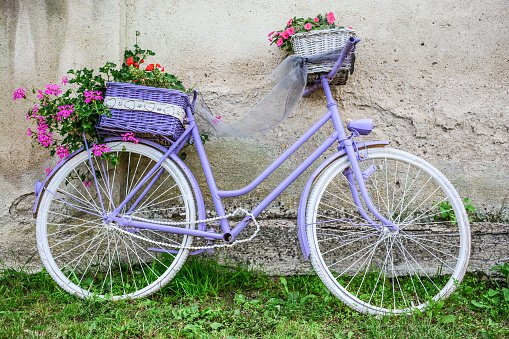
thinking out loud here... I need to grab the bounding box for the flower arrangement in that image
[268,12,353,52]
[14,43,187,174]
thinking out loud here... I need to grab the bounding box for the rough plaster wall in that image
[0,0,507,271]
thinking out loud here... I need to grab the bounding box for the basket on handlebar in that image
[291,28,356,85]
[96,82,189,146]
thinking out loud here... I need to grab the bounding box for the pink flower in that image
[33,104,39,113]
[121,132,139,144]
[304,23,313,30]
[267,31,275,37]
[286,18,293,26]
[56,104,74,121]
[326,12,335,25]
[35,117,52,147]
[27,128,32,136]
[45,167,52,176]
[37,131,53,147]
[83,90,103,104]
[91,143,111,157]
[346,26,353,30]
[285,27,295,36]
[12,87,26,101]
[44,83,61,96]
[314,17,319,23]
[83,180,92,188]
[56,145,69,159]
[276,38,283,47]
[37,118,48,132]
[61,76,69,85]
[281,31,290,39]
[37,90,44,100]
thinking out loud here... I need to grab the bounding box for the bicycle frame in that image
[35,36,397,247]
[104,93,396,243]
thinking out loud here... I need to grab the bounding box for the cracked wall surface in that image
[0,0,508,271]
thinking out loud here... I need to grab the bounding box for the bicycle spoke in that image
[38,142,195,299]
[308,149,469,314]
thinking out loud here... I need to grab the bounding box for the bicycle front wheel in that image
[306,148,470,315]
[36,141,196,300]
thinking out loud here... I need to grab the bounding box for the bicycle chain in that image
[108,208,261,250]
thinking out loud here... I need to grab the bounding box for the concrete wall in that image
[0,0,508,271]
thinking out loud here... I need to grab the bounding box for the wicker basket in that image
[96,82,189,145]
[291,28,356,85]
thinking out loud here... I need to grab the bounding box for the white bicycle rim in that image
[36,142,196,300]
[306,148,470,315]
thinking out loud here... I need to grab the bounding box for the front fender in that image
[33,138,207,231]
[297,140,390,260]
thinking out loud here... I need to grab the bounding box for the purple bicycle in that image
[34,38,470,315]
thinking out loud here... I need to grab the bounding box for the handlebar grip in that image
[302,37,361,97]
[327,36,361,80]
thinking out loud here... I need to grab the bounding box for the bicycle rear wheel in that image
[306,148,470,315]
[36,141,196,300]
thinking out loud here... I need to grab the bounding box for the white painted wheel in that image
[36,142,195,299]
[306,148,470,315]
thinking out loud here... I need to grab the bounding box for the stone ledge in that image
[211,219,509,275]
[0,218,506,275]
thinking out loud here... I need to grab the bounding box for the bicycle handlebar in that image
[303,36,361,97]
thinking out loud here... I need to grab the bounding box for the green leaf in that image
[471,300,486,308]
[503,288,509,301]
[462,285,474,295]
[210,322,223,330]
[234,293,246,304]
[434,299,445,311]
[487,289,498,297]
[439,314,456,324]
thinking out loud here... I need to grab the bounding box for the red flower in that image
[126,56,134,66]
[145,63,165,72]
[134,62,139,68]
[140,59,144,64]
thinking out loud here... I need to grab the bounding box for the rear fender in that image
[297,141,390,260]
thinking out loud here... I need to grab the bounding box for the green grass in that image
[0,258,508,338]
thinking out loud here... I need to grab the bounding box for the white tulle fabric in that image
[195,48,344,138]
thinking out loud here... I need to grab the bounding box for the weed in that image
[436,197,477,223]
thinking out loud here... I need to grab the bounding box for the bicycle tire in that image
[36,141,196,300]
[306,148,470,315]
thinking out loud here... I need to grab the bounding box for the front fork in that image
[341,138,399,232]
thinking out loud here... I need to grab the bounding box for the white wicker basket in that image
[291,28,356,84]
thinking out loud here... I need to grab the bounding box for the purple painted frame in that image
[34,36,396,258]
